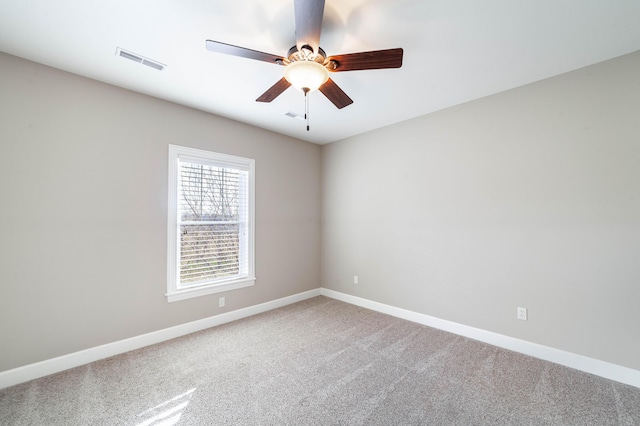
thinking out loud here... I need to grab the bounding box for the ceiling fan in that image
[205,0,403,128]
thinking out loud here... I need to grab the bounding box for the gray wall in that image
[321,51,640,371]
[0,52,321,372]
[2,48,639,375]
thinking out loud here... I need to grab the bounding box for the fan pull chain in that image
[303,87,310,131]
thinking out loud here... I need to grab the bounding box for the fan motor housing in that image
[286,45,336,70]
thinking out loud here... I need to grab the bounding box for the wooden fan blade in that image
[256,78,292,103]
[294,0,325,53]
[319,78,353,109]
[206,40,286,65]
[327,48,403,72]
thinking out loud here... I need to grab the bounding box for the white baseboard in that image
[0,289,321,390]
[320,288,640,389]
[3,287,638,390]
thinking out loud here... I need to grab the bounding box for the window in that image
[167,145,255,302]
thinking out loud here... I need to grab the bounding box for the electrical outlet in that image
[353,275,359,284]
[219,297,225,308]
[517,307,527,321]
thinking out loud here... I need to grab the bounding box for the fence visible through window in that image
[179,222,240,284]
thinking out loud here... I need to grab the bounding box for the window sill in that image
[166,277,256,303]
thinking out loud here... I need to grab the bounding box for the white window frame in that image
[167,144,255,302]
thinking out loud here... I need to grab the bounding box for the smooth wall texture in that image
[321,51,640,370]
[0,52,321,372]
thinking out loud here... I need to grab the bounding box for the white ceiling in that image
[1,1,639,144]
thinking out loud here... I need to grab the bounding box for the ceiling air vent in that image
[285,111,305,121]
[116,48,165,71]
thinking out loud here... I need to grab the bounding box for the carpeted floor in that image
[1,296,639,425]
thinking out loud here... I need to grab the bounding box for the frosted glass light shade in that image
[284,60,329,92]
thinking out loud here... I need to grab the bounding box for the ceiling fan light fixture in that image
[284,60,329,93]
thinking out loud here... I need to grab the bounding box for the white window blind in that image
[178,161,248,285]
[167,145,255,302]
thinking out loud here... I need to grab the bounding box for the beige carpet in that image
[1,296,639,425]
